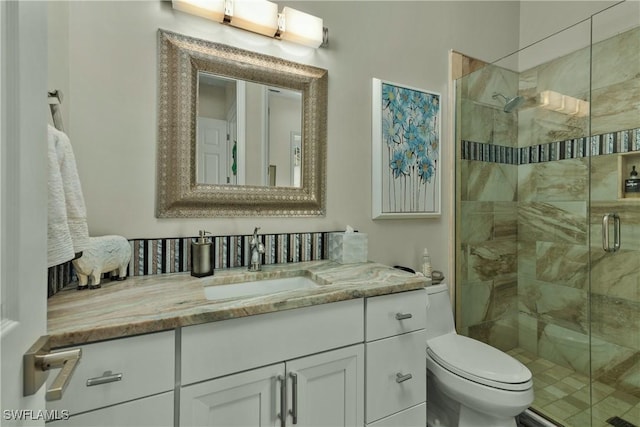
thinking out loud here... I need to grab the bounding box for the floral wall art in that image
[372,78,441,218]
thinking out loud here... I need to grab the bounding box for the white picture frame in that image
[372,78,441,219]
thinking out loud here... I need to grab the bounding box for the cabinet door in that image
[48,391,173,427]
[181,363,284,427]
[286,345,364,427]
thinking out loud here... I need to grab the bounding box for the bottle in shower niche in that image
[421,248,432,280]
[191,230,214,277]
[624,165,640,196]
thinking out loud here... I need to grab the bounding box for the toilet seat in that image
[427,334,532,391]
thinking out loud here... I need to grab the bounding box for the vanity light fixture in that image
[171,0,328,48]
[226,0,279,38]
[172,0,226,21]
[277,6,325,48]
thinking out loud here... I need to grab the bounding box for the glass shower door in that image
[588,3,640,425]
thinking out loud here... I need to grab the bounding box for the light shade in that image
[279,6,324,48]
[228,0,279,37]
[172,0,226,22]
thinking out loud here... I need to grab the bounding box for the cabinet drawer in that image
[366,289,426,341]
[182,298,364,385]
[48,391,173,427]
[46,331,174,415]
[367,402,426,427]
[365,330,426,423]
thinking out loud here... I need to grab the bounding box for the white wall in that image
[519,1,618,48]
[48,1,525,278]
[514,1,622,71]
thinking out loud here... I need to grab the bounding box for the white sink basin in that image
[204,276,320,300]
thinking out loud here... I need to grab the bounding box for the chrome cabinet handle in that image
[277,375,286,427]
[602,213,621,253]
[396,372,413,383]
[289,372,298,424]
[395,313,413,320]
[86,371,122,387]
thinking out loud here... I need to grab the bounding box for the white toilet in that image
[425,284,534,427]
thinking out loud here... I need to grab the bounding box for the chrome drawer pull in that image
[395,313,413,320]
[86,371,123,387]
[396,372,412,383]
[277,375,286,427]
[289,372,298,424]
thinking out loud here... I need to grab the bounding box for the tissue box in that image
[328,232,368,264]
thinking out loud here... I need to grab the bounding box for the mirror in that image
[196,72,303,188]
[157,29,327,217]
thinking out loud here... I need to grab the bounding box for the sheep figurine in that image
[72,235,131,289]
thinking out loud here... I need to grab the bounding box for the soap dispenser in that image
[421,248,432,280]
[191,230,214,277]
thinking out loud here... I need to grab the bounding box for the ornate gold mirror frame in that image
[156,29,327,217]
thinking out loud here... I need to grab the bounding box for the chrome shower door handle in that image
[602,213,621,253]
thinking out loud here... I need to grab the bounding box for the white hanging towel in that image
[47,125,90,267]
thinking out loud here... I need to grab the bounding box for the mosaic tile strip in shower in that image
[462,127,640,165]
[48,231,335,296]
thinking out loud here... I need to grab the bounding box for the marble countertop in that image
[47,261,428,348]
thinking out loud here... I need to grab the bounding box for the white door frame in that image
[1,1,49,424]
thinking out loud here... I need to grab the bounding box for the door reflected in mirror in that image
[197,72,302,188]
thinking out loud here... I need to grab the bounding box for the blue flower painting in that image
[377,81,440,216]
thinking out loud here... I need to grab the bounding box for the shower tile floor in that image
[507,348,640,427]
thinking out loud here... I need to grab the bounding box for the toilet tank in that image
[425,283,456,341]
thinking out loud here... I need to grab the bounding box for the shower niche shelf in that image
[617,152,640,200]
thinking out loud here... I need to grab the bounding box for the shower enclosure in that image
[454,3,639,426]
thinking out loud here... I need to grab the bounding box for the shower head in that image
[492,93,524,113]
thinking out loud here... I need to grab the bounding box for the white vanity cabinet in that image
[365,289,427,426]
[46,330,175,427]
[180,299,365,427]
[180,345,363,426]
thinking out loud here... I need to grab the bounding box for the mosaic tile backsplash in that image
[48,231,333,297]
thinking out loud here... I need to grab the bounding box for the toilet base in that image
[427,373,520,427]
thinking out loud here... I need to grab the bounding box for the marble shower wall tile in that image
[463,161,517,202]
[590,248,640,301]
[460,98,495,143]
[518,312,539,355]
[537,323,592,375]
[537,320,640,398]
[518,159,587,202]
[518,201,587,245]
[592,78,640,135]
[460,280,492,328]
[534,47,591,102]
[468,314,519,352]
[536,242,588,290]
[460,201,493,244]
[517,105,589,148]
[459,63,519,146]
[466,240,517,282]
[591,293,640,351]
[590,154,620,201]
[591,26,640,135]
[494,202,518,240]
[591,26,640,92]
[461,62,519,109]
[518,279,588,334]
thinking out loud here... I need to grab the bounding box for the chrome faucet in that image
[248,227,265,271]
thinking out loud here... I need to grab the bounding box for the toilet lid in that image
[427,334,532,391]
